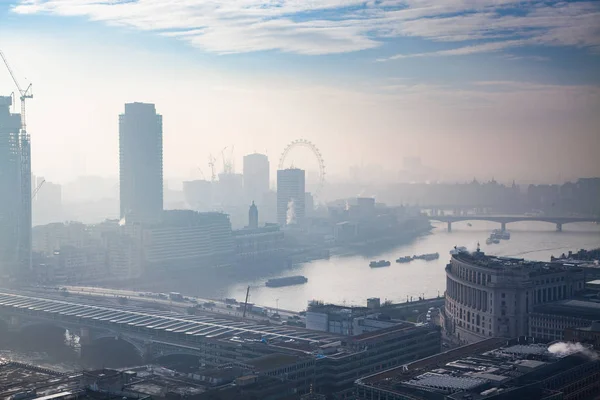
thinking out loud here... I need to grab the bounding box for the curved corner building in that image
[444,249,584,344]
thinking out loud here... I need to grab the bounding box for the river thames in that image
[1,221,599,370]
[224,221,600,311]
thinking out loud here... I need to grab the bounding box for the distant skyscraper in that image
[277,168,305,227]
[243,153,270,204]
[119,102,163,222]
[183,179,213,211]
[248,201,258,229]
[33,177,62,226]
[0,95,31,276]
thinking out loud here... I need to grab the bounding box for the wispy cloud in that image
[10,0,600,57]
[378,39,527,61]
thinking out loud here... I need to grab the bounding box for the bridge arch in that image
[83,335,145,368]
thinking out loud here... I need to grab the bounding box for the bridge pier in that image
[7,315,20,332]
[80,327,91,346]
[501,222,506,232]
[447,222,452,232]
[556,223,562,232]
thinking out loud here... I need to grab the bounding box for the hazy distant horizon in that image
[1,0,599,184]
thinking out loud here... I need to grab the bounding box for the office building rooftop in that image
[356,337,599,400]
[453,251,582,276]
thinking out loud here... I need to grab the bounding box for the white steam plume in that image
[466,241,480,252]
[286,199,296,225]
[548,342,598,360]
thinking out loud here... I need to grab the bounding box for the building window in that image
[501,293,506,298]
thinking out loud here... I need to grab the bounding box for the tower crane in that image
[32,179,45,199]
[220,146,228,173]
[0,50,33,133]
[196,167,206,180]
[208,154,217,182]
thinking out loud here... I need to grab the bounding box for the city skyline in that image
[0,0,599,184]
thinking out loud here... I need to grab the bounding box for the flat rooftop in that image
[356,338,597,399]
[533,299,600,320]
[0,362,79,399]
[453,252,581,275]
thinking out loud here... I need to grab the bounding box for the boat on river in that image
[396,256,413,264]
[413,253,440,261]
[266,275,308,287]
[370,260,391,268]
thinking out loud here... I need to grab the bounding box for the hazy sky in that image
[0,0,599,184]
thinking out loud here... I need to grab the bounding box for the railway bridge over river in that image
[429,215,600,232]
[0,291,338,364]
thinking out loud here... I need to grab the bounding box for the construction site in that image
[0,50,33,279]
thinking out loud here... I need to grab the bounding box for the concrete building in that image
[119,102,163,223]
[304,192,314,217]
[444,249,585,344]
[305,301,403,336]
[243,153,270,205]
[233,224,284,263]
[0,95,31,277]
[140,210,234,271]
[31,220,143,281]
[183,179,213,211]
[215,172,244,208]
[566,321,600,350]
[105,229,142,279]
[32,222,90,256]
[356,337,600,400]
[51,245,107,283]
[529,299,600,342]
[277,168,305,227]
[33,177,62,226]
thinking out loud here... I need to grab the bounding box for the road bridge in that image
[428,215,600,232]
[0,291,339,364]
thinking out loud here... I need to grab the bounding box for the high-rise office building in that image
[0,95,31,277]
[243,153,269,204]
[183,179,213,211]
[33,177,62,226]
[277,168,305,227]
[119,102,163,223]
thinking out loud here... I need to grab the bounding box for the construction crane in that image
[197,167,206,180]
[0,50,33,133]
[220,146,228,173]
[220,145,236,174]
[243,285,250,318]
[208,154,217,182]
[32,179,45,199]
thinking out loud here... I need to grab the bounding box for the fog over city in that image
[1,0,599,185]
[1,1,600,399]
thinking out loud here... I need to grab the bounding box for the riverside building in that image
[444,248,585,344]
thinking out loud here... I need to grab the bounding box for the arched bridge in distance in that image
[428,215,600,232]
